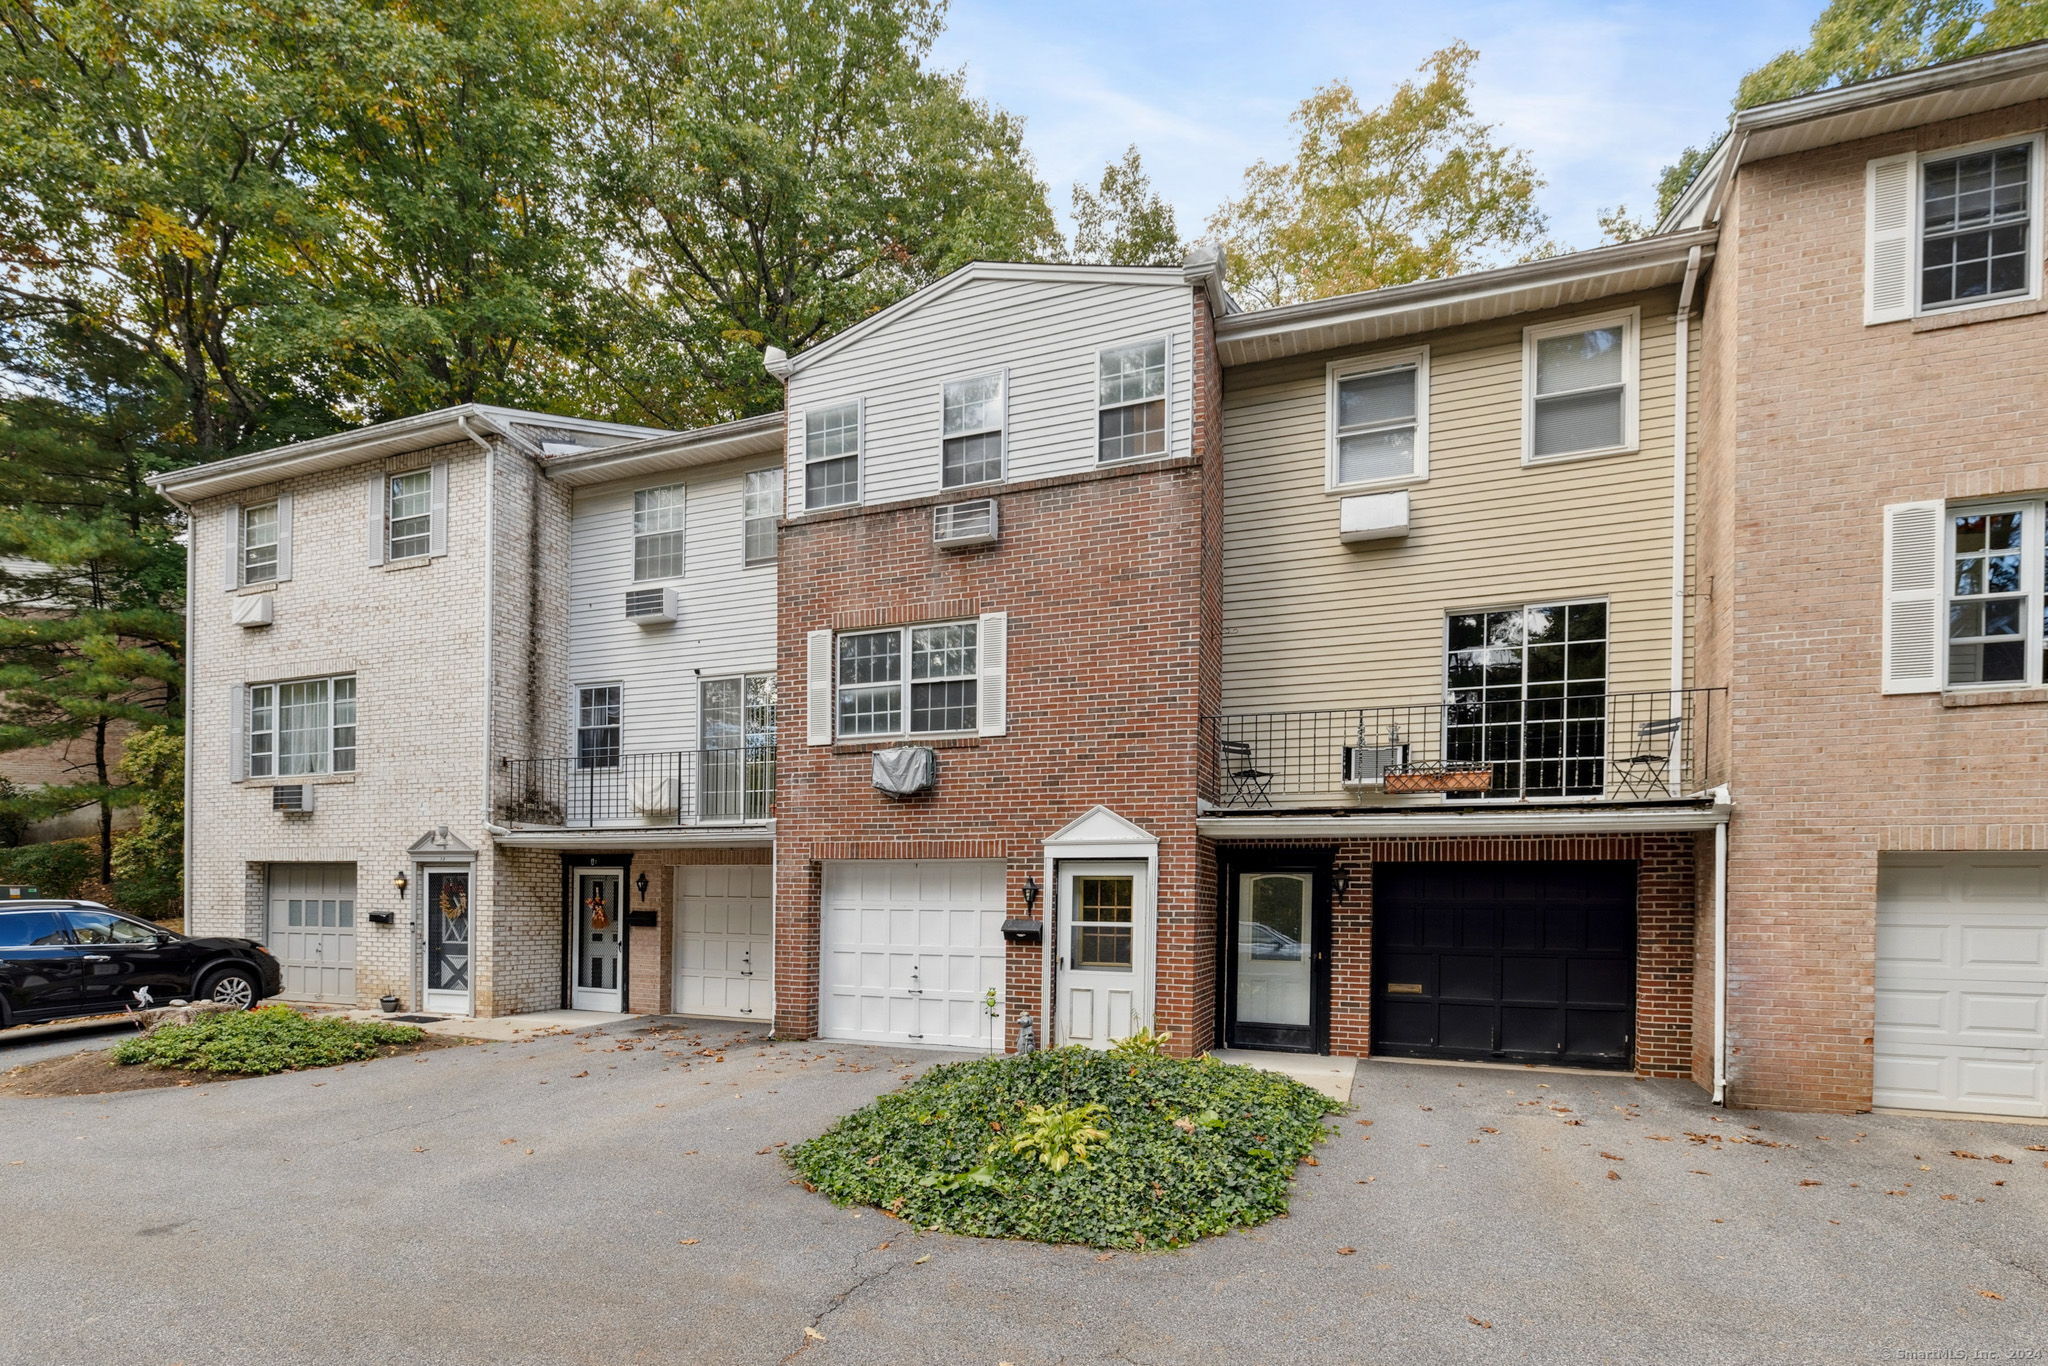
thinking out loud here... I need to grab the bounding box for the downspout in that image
[1712,787,1731,1106]
[1670,245,1702,700]
[158,484,199,939]
[458,413,496,1016]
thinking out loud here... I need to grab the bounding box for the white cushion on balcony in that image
[629,776,680,815]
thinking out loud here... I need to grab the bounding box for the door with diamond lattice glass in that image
[422,868,472,1014]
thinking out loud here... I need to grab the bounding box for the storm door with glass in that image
[570,868,624,1012]
[421,867,472,1014]
[1227,870,1325,1052]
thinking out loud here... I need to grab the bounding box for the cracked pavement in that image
[3,1018,2046,1365]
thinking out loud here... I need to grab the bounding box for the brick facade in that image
[1212,833,1699,1078]
[1701,98,2048,1111]
[772,289,1224,1055]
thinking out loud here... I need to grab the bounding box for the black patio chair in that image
[1615,716,1683,797]
[1219,739,1275,808]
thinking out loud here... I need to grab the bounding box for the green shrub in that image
[0,838,96,899]
[786,1047,1342,1248]
[111,1005,423,1076]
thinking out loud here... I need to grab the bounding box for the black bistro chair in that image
[1615,716,1683,797]
[1218,739,1275,808]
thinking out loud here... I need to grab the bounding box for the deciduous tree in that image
[1070,146,1182,267]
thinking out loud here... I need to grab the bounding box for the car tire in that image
[199,967,261,1011]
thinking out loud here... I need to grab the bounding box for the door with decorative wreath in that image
[421,867,473,1015]
[570,867,625,1012]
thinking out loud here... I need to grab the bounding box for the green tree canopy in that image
[1207,43,1550,308]
[1070,146,1182,267]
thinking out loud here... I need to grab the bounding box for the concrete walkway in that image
[1210,1048,1358,1102]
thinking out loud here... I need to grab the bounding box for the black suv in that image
[0,901,283,1027]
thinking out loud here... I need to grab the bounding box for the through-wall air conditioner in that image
[623,587,679,625]
[933,498,999,549]
[271,784,315,815]
[230,594,274,629]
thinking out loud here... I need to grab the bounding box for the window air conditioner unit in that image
[1343,743,1409,787]
[230,595,274,628]
[933,498,998,549]
[624,587,679,625]
[272,784,315,814]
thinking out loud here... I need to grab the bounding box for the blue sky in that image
[932,0,1824,252]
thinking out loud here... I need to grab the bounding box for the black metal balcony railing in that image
[495,747,776,829]
[1199,688,1722,809]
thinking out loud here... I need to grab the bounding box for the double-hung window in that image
[240,503,280,584]
[1098,339,1167,462]
[576,685,621,770]
[247,675,355,778]
[941,373,1005,488]
[1945,503,2044,688]
[1328,350,1426,487]
[1922,142,2035,310]
[836,622,977,737]
[387,470,434,559]
[804,402,861,510]
[742,468,781,565]
[1524,312,1637,462]
[633,484,686,580]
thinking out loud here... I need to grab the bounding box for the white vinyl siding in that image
[743,468,781,565]
[566,459,778,763]
[786,276,1194,506]
[941,372,1006,488]
[247,674,355,778]
[632,484,686,580]
[1866,135,2046,324]
[1327,348,1427,489]
[1098,338,1169,463]
[1524,310,1638,463]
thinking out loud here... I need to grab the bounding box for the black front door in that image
[1223,856,1331,1053]
[1372,861,1635,1069]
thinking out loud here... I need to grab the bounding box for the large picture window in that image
[1445,601,1608,798]
[836,622,978,738]
[247,675,355,778]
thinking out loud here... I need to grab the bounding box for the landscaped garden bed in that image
[786,1042,1343,1248]
[2,1006,463,1098]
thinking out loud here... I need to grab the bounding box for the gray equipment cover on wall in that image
[872,746,936,797]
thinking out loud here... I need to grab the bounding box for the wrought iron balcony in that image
[495,747,775,829]
[1199,689,1722,810]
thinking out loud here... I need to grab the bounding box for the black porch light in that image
[1020,875,1041,913]
[635,871,650,900]
[393,869,409,899]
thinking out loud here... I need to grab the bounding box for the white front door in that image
[1056,860,1150,1048]
[570,868,625,1012]
[819,860,1005,1049]
[267,864,358,1003]
[673,864,773,1021]
[1876,855,2048,1117]
[420,866,473,1015]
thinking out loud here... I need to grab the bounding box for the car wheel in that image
[201,968,260,1011]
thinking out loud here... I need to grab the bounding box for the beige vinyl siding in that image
[567,458,779,755]
[1221,287,1697,714]
[785,276,1194,508]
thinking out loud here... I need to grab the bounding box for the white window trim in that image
[1324,345,1430,493]
[938,369,1008,490]
[1521,307,1640,467]
[630,481,687,583]
[237,500,282,586]
[1904,131,2046,320]
[801,398,865,512]
[742,466,781,568]
[1941,498,2046,692]
[834,620,979,741]
[384,464,442,561]
[573,682,624,770]
[1095,334,1175,466]
[244,672,356,780]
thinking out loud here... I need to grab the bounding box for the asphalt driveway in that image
[2,1019,2045,1366]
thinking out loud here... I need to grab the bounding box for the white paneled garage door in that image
[1876,855,2048,1117]
[268,863,358,1004]
[820,861,1005,1050]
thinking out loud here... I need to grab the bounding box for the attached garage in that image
[1876,855,2048,1118]
[819,860,1006,1050]
[673,864,773,1022]
[1373,861,1636,1069]
[267,863,358,1003]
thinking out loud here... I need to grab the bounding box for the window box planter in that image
[1382,764,1494,795]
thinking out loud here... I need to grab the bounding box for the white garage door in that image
[268,863,358,1004]
[820,861,1005,1049]
[1876,855,2048,1117]
[673,864,773,1022]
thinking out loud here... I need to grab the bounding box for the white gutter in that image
[1197,800,1729,840]
[459,413,495,1017]
[1670,245,1702,701]
[1712,785,1732,1105]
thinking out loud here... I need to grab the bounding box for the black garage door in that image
[1373,861,1635,1069]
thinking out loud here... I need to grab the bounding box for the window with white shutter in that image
[1866,136,2043,325]
[805,630,834,745]
[1883,500,1946,694]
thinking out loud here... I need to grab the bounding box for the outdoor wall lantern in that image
[1332,870,1351,898]
[635,871,650,901]
[1020,875,1040,914]
[393,869,409,900]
